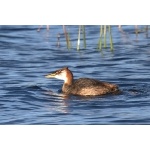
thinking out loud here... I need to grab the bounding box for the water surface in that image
[0,25,150,124]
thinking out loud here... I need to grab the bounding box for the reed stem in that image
[81,25,86,48]
[104,25,107,48]
[77,25,81,50]
[108,25,114,51]
[98,25,103,50]
[63,25,71,49]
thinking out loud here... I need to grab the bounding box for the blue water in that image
[0,25,150,124]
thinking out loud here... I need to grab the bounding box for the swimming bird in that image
[45,67,120,96]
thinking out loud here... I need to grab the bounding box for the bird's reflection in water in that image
[44,90,71,114]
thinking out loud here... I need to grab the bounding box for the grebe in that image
[45,67,120,96]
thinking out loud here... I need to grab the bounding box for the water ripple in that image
[0,25,150,124]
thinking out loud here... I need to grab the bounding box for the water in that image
[0,25,150,124]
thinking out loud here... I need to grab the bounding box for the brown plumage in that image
[45,67,120,96]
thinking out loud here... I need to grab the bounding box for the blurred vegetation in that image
[37,25,149,51]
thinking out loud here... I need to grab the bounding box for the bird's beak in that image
[45,73,56,78]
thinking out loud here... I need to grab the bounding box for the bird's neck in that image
[64,69,73,85]
[61,68,74,93]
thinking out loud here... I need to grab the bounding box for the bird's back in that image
[63,78,119,96]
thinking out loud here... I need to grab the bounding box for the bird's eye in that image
[60,69,64,73]
[57,70,62,74]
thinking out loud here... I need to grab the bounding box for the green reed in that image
[108,26,113,51]
[77,25,81,50]
[98,25,113,51]
[37,25,150,51]
[37,25,114,51]
[77,25,86,50]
